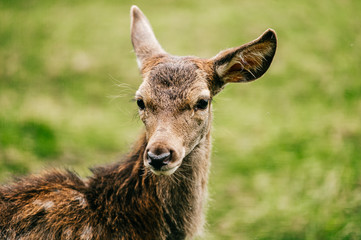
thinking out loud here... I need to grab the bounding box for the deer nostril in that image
[147,151,171,170]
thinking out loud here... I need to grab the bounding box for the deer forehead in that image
[136,58,211,109]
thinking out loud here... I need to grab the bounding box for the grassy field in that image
[1,0,360,239]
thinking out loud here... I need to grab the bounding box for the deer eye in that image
[137,99,145,110]
[195,99,209,111]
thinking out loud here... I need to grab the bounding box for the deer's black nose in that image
[147,151,171,170]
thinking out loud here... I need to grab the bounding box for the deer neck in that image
[88,125,212,238]
[154,126,212,238]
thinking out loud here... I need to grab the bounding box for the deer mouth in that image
[148,165,180,176]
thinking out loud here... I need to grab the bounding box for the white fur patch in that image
[75,196,87,207]
[32,200,54,210]
[198,89,210,99]
[80,225,93,240]
[63,228,73,240]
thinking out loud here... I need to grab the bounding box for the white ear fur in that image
[130,6,166,68]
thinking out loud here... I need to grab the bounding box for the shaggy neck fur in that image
[87,129,211,239]
[0,128,211,240]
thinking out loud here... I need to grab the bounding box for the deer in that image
[0,5,277,240]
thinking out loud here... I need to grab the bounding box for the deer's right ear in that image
[130,6,166,69]
[211,29,277,93]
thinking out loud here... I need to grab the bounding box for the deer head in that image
[130,6,277,175]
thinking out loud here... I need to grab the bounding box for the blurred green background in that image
[1,0,360,239]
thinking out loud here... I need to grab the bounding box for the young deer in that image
[0,6,277,240]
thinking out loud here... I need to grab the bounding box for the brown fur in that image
[0,5,277,240]
[0,133,210,239]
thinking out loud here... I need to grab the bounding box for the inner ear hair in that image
[213,29,277,84]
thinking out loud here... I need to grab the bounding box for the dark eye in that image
[137,99,145,110]
[195,99,209,110]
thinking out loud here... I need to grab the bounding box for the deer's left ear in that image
[212,29,277,85]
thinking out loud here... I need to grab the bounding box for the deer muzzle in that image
[144,133,185,175]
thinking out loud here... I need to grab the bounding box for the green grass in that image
[1,0,360,239]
